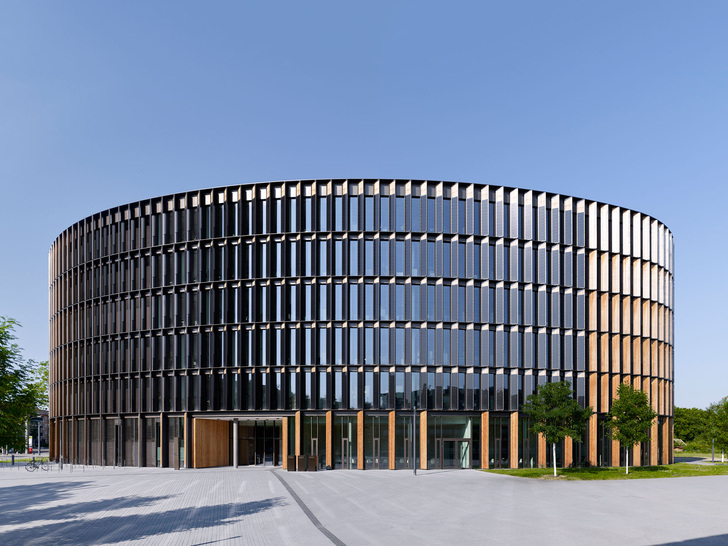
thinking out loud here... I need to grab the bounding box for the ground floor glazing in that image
[49,411,673,470]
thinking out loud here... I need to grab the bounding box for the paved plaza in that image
[1,463,726,545]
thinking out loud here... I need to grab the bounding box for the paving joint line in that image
[270,470,346,546]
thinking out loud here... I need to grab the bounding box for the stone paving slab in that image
[2,465,727,545]
[0,465,327,545]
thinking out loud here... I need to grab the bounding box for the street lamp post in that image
[413,389,417,476]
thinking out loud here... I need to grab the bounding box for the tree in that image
[707,397,728,462]
[604,383,657,474]
[521,381,593,476]
[0,317,48,451]
[674,407,710,445]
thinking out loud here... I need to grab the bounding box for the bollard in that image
[11,454,14,466]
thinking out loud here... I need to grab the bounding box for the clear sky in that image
[1,1,726,409]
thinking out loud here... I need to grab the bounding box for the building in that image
[48,179,674,470]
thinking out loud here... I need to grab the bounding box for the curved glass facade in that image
[49,179,674,469]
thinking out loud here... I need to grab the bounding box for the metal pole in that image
[413,388,417,476]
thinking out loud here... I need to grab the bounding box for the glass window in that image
[319,284,328,321]
[334,328,344,366]
[365,196,374,231]
[427,284,436,321]
[396,284,406,321]
[380,371,390,408]
[349,196,359,230]
[412,196,421,232]
[412,284,420,321]
[380,284,390,320]
[443,241,451,277]
[396,196,406,232]
[365,284,374,320]
[334,196,343,231]
[349,240,359,275]
[396,240,405,276]
[459,285,466,322]
[364,371,374,409]
[304,283,313,321]
[443,198,451,234]
[412,240,421,276]
[459,199,467,234]
[349,371,359,409]
[365,327,374,365]
[364,240,374,276]
[395,371,405,409]
[428,328,436,365]
[381,196,390,231]
[334,240,344,276]
[319,196,328,231]
[427,197,436,232]
[427,241,436,276]
[380,240,390,276]
[319,328,328,365]
[443,285,451,322]
[396,328,405,365]
[443,329,450,366]
[304,197,313,231]
[412,328,421,366]
[380,328,390,365]
[350,328,358,364]
[349,284,359,320]
[319,240,328,276]
[459,242,466,278]
[334,283,344,321]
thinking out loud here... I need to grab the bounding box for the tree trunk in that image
[626,449,629,475]
[552,443,557,477]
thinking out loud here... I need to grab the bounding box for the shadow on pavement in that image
[0,497,288,544]
[0,481,92,511]
[0,493,175,525]
[657,534,728,545]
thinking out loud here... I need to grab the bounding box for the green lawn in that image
[484,463,728,480]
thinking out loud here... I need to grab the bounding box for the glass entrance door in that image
[442,439,471,468]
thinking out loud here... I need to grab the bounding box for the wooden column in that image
[481,412,489,469]
[420,411,428,470]
[325,411,333,469]
[662,419,671,465]
[650,420,659,466]
[564,437,573,468]
[281,417,288,470]
[587,417,598,467]
[633,444,641,468]
[612,439,620,467]
[538,433,547,468]
[357,411,364,470]
[388,411,396,470]
[294,411,301,456]
[509,412,518,469]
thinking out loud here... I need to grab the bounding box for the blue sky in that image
[1,1,726,409]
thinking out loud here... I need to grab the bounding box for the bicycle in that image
[25,459,50,472]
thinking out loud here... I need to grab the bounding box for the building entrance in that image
[236,420,281,467]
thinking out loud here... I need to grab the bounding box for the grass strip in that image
[484,463,728,480]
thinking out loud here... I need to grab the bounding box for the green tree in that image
[674,407,710,444]
[0,317,48,451]
[521,381,593,476]
[707,397,728,462]
[604,383,657,474]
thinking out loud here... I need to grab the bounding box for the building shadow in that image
[657,535,728,545]
[0,497,287,544]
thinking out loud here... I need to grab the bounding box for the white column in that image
[233,419,239,468]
